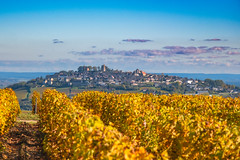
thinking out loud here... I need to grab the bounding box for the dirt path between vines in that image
[0,122,48,160]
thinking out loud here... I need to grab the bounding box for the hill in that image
[0,72,53,88]
[5,65,240,110]
[162,73,240,87]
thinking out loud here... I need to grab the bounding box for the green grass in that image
[56,87,71,95]
[218,92,231,97]
[17,110,39,121]
[17,121,38,124]
[15,89,28,100]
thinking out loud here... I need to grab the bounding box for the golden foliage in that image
[73,91,240,159]
[39,89,152,159]
[0,88,21,136]
[34,89,240,159]
[32,91,41,114]
[0,88,21,150]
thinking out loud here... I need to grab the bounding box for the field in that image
[36,89,240,159]
[14,89,28,100]
[31,87,54,97]
[2,88,239,159]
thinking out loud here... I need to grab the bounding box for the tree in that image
[68,70,75,76]
[93,66,98,71]
[78,66,84,72]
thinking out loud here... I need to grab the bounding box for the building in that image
[101,65,106,72]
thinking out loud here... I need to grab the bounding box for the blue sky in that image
[0,0,240,73]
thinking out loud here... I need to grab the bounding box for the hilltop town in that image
[7,65,240,110]
[10,65,239,95]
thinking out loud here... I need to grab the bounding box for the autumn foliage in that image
[38,89,152,159]
[0,88,21,150]
[32,91,41,114]
[0,88,21,136]
[35,89,240,159]
[72,91,240,159]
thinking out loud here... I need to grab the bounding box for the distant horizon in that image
[1,70,240,75]
[1,70,240,87]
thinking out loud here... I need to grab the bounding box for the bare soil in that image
[0,122,48,160]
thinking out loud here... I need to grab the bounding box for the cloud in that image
[227,60,240,65]
[163,46,231,55]
[207,55,229,59]
[198,46,208,49]
[53,39,64,44]
[69,48,115,56]
[89,48,193,57]
[69,51,97,56]
[163,46,185,50]
[227,51,240,55]
[204,38,226,41]
[100,48,115,54]
[69,48,169,57]
[163,46,207,55]
[122,39,152,43]
[185,58,221,66]
[207,46,229,52]
[69,46,240,60]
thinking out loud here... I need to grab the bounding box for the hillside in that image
[0,72,53,89]
[6,65,240,110]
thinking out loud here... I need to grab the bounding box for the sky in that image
[0,0,240,73]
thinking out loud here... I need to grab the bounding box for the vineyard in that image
[37,89,152,159]
[34,89,239,159]
[0,88,21,151]
[72,91,240,159]
[1,88,239,159]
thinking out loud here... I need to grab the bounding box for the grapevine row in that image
[32,91,41,114]
[37,89,152,159]
[72,91,240,159]
[0,88,21,150]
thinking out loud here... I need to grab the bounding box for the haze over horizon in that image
[0,0,240,73]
